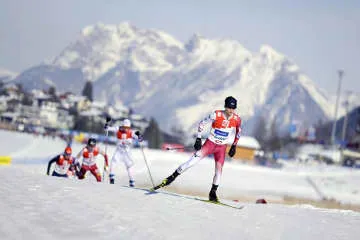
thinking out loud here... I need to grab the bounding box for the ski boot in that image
[209,184,219,202]
[129,180,135,187]
[109,174,115,184]
[150,170,180,191]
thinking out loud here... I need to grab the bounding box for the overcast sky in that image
[0,0,359,94]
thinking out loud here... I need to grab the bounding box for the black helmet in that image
[224,96,237,109]
[87,138,97,147]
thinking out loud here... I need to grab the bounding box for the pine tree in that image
[16,83,24,94]
[0,80,5,95]
[48,86,59,102]
[171,125,185,145]
[266,118,282,151]
[48,86,56,96]
[143,118,163,149]
[21,92,33,106]
[82,81,93,102]
[252,115,267,147]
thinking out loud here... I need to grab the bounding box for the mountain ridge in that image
[11,22,342,137]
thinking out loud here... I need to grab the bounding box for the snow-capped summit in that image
[53,22,184,81]
[12,22,347,137]
[185,33,204,52]
[184,34,251,61]
[259,44,285,62]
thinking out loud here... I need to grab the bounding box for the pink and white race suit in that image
[177,110,242,185]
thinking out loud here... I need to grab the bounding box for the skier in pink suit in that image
[153,96,242,202]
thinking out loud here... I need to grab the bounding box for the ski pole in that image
[140,145,155,188]
[165,146,193,151]
[165,147,185,150]
[103,130,109,182]
[103,116,112,182]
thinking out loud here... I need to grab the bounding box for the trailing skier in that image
[152,96,242,202]
[75,138,109,182]
[104,118,143,186]
[46,146,78,178]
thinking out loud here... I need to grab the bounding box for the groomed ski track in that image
[1,165,359,240]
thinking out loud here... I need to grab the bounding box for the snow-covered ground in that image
[1,130,360,239]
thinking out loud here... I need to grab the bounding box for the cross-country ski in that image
[122,185,244,209]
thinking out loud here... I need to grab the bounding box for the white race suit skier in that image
[105,119,143,186]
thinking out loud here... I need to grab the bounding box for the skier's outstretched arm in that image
[197,111,216,138]
[105,125,118,133]
[193,112,216,150]
[132,130,143,141]
[47,155,59,175]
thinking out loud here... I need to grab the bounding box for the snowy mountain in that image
[13,22,341,137]
[12,65,84,91]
